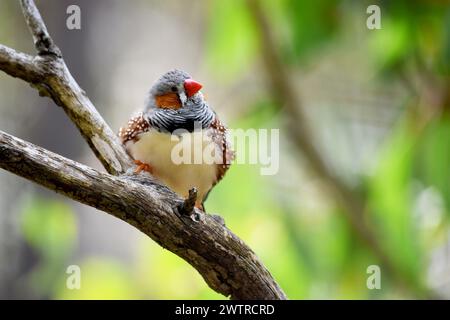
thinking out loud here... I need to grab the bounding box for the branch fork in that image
[0,0,286,300]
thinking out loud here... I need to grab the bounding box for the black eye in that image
[171,86,177,92]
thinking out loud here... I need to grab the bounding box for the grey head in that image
[144,69,215,133]
[147,69,191,108]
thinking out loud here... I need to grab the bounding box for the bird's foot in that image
[134,160,153,174]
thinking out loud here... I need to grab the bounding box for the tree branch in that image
[0,0,287,299]
[0,130,286,299]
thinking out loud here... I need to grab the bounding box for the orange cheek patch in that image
[155,93,182,109]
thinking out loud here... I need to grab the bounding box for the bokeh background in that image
[0,0,449,299]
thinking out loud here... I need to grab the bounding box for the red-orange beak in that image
[184,79,203,98]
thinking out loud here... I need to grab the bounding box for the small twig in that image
[20,0,61,57]
[179,187,198,216]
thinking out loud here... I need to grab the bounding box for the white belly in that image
[125,128,221,204]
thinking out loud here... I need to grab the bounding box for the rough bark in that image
[0,0,286,299]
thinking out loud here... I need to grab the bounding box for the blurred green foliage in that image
[374,0,450,75]
[206,0,258,79]
[56,259,139,299]
[417,117,450,213]
[369,118,424,289]
[282,0,340,63]
[20,198,77,296]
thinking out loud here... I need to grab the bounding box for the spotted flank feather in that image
[119,113,151,144]
[210,117,234,185]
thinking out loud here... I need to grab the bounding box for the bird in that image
[119,69,233,210]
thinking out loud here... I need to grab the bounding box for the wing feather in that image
[119,113,151,144]
[210,117,234,186]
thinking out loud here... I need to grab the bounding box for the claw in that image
[134,160,153,174]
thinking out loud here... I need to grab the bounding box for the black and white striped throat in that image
[147,105,215,134]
